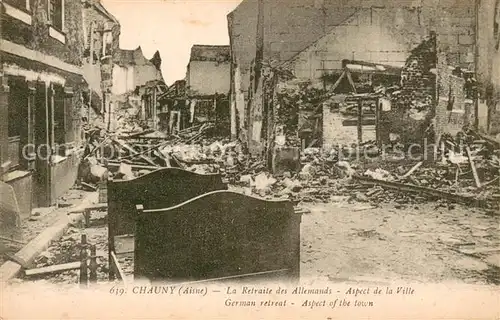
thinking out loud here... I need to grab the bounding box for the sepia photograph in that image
[0,0,499,318]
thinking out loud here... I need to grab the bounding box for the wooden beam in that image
[111,139,158,167]
[68,203,107,214]
[401,161,423,179]
[110,251,127,282]
[24,262,80,276]
[357,100,363,144]
[329,70,346,93]
[354,175,489,207]
[106,161,160,171]
[345,69,357,94]
[465,147,481,188]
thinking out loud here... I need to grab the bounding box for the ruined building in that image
[82,0,121,126]
[1,0,89,214]
[476,0,500,137]
[227,0,480,154]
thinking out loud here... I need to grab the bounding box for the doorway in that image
[33,82,51,207]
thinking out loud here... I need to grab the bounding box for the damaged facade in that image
[152,45,231,136]
[1,0,88,214]
[81,0,120,126]
[228,0,482,160]
[112,47,164,96]
[182,45,231,135]
[112,46,165,131]
[157,79,187,133]
[137,79,167,130]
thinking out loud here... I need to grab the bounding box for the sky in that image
[101,0,241,86]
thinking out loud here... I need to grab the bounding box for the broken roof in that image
[114,46,144,65]
[159,79,186,100]
[114,47,162,71]
[189,45,230,63]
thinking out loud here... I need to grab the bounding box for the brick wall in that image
[284,7,429,79]
[378,35,437,145]
[395,34,437,110]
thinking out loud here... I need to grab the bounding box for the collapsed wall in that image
[435,52,476,139]
[379,34,438,146]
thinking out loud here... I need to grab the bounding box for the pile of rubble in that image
[228,127,499,209]
[78,110,498,211]
[77,120,246,188]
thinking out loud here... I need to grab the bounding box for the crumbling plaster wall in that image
[111,65,134,95]
[111,50,163,96]
[283,3,475,81]
[283,7,427,79]
[82,2,121,93]
[187,61,231,96]
[82,1,121,124]
[229,0,476,145]
[2,0,85,66]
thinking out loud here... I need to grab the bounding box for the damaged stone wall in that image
[435,52,475,138]
[378,34,437,145]
[282,7,429,79]
[82,0,121,121]
[322,96,377,150]
[228,0,476,135]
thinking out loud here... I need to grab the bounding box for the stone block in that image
[458,34,475,45]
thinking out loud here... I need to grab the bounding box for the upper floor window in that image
[102,32,113,57]
[102,22,114,57]
[48,0,64,31]
[5,0,30,11]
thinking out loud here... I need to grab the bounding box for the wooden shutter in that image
[64,86,74,144]
[52,84,65,147]
[0,75,10,175]
[26,83,36,170]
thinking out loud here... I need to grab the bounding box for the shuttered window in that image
[48,0,63,31]
[7,76,29,169]
[5,0,29,10]
[64,87,75,144]
[53,84,65,146]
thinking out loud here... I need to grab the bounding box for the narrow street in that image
[4,184,499,288]
[300,201,499,285]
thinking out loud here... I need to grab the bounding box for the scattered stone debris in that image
[75,95,499,210]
